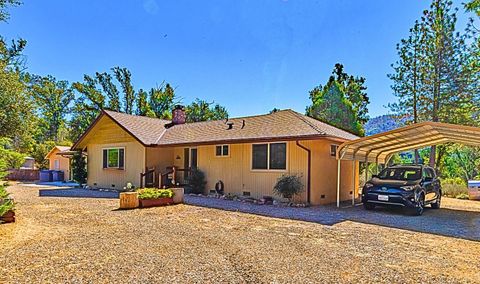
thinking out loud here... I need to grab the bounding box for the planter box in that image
[139,197,174,208]
[119,192,139,209]
[0,210,15,223]
[171,188,184,204]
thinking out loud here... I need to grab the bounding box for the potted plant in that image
[137,188,175,208]
[0,186,15,223]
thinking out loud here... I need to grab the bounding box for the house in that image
[20,156,36,169]
[45,146,72,180]
[72,106,360,205]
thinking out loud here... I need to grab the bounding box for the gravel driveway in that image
[1,184,479,283]
[185,195,480,241]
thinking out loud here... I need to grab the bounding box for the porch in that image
[140,166,192,188]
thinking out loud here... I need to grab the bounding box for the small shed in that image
[45,146,72,181]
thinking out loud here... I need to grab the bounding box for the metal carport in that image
[335,121,480,207]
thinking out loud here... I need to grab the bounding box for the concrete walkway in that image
[185,195,480,241]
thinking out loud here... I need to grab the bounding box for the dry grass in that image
[1,184,479,283]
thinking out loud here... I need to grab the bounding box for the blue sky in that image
[1,0,471,118]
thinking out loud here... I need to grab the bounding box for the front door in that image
[183,148,198,180]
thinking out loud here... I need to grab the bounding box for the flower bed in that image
[137,188,174,208]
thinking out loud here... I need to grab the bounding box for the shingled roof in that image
[73,109,358,149]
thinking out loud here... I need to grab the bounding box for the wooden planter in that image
[139,197,174,208]
[0,210,15,223]
[119,192,139,209]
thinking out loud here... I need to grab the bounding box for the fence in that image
[7,169,39,181]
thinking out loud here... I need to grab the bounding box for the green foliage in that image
[136,188,174,200]
[273,174,304,201]
[185,99,229,122]
[0,186,14,216]
[30,141,56,169]
[29,74,74,143]
[441,177,466,186]
[148,83,177,119]
[0,0,20,22]
[72,151,87,184]
[389,0,480,167]
[306,64,368,136]
[456,193,470,200]
[306,80,363,136]
[186,169,207,194]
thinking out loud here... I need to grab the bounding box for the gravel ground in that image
[186,195,480,241]
[1,184,479,283]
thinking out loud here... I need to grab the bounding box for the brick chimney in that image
[172,105,186,125]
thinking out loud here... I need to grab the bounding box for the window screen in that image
[269,143,286,170]
[252,144,268,169]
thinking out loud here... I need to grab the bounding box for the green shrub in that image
[137,188,174,200]
[0,186,14,216]
[186,169,207,194]
[273,174,304,201]
[456,193,470,200]
[0,159,7,181]
[441,177,466,186]
[72,151,87,184]
[442,183,468,198]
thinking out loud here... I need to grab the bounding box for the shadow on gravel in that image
[39,188,119,199]
[185,196,480,241]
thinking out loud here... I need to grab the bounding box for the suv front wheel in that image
[431,194,441,209]
[413,194,425,216]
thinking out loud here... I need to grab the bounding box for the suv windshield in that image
[377,167,422,181]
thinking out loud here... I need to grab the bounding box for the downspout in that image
[296,141,311,204]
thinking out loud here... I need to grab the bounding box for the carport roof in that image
[337,121,480,164]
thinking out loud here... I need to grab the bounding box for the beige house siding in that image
[77,115,146,189]
[170,139,358,205]
[47,148,71,180]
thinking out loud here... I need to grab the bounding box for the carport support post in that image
[336,159,341,207]
[365,161,369,185]
[352,161,356,206]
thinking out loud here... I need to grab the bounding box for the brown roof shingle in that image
[75,109,358,148]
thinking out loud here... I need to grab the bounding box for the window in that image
[54,159,59,170]
[330,145,338,157]
[103,148,125,169]
[252,143,286,170]
[215,145,229,157]
[269,143,286,169]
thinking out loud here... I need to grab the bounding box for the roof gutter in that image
[296,141,311,204]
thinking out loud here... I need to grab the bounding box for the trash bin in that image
[468,180,480,200]
[39,170,53,182]
[52,171,65,182]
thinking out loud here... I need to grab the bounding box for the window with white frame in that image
[215,145,229,157]
[252,142,286,170]
[54,159,60,170]
[102,148,125,169]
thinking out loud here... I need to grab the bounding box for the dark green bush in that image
[186,169,207,194]
[273,174,304,201]
[72,151,87,184]
[137,188,174,200]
